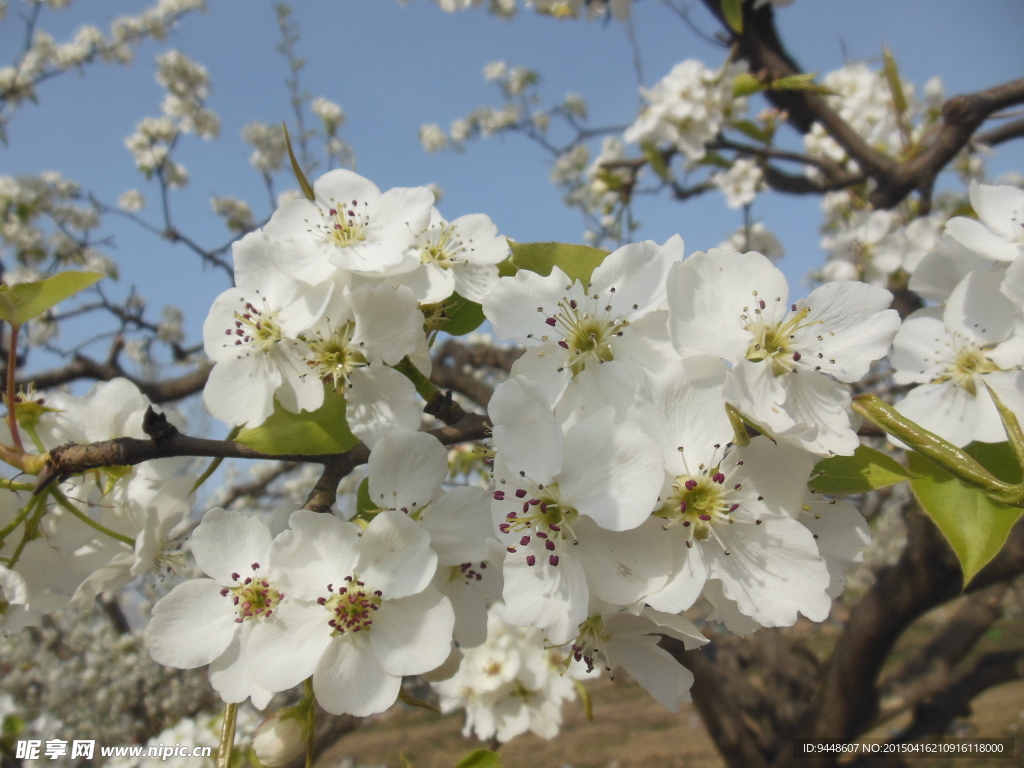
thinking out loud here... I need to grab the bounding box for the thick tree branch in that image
[783,510,1024,768]
[875,584,1007,725]
[893,650,1024,743]
[700,0,1024,210]
[34,406,490,496]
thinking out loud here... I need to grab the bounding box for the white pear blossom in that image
[625,60,747,160]
[365,429,497,647]
[432,602,592,743]
[891,269,1024,446]
[945,181,1024,262]
[713,158,764,209]
[395,208,510,304]
[247,509,454,716]
[145,508,279,708]
[202,232,329,428]
[566,602,707,712]
[668,248,900,455]
[631,359,833,626]
[489,376,667,644]
[300,283,425,447]
[820,209,903,286]
[264,168,433,282]
[484,236,682,425]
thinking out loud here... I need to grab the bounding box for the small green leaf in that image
[0,271,102,325]
[283,123,315,201]
[443,293,487,336]
[694,152,733,169]
[909,449,1024,585]
[455,750,503,768]
[808,446,915,494]
[399,752,413,768]
[496,255,516,278]
[236,387,358,455]
[770,73,836,96]
[721,0,743,32]
[882,47,908,118]
[730,119,770,144]
[641,142,672,181]
[509,242,609,286]
[732,73,764,98]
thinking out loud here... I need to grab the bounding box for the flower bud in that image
[252,711,305,768]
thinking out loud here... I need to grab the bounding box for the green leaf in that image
[509,242,609,286]
[641,142,672,181]
[236,387,358,455]
[770,73,836,96]
[808,446,915,494]
[455,750,503,768]
[283,122,315,201]
[399,753,413,768]
[396,688,440,714]
[732,73,764,98]
[443,293,486,336]
[0,271,103,325]
[963,441,1023,485]
[909,449,1024,585]
[882,47,908,118]
[694,151,733,169]
[730,119,770,144]
[721,0,743,32]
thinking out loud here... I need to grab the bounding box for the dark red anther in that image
[520,536,531,546]
[545,540,555,551]
[685,480,698,491]
[526,555,536,566]
[698,514,711,521]
[493,491,505,500]
[545,317,557,326]
[515,489,527,498]
[759,299,766,309]
[549,555,559,566]
[713,473,725,484]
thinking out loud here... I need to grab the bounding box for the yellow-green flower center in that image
[304,322,368,389]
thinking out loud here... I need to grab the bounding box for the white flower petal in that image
[146,579,237,668]
[489,376,563,486]
[314,634,400,716]
[370,586,455,676]
[418,486,493,565]
[559,407,662,531]
[368,430,448,513]
[247,600,333,693]
[358,509,437,599]
[346,367,422,450]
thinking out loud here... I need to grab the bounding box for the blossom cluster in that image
[890,181,1024,446]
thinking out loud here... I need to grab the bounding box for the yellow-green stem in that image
[5,322,23,453]
[216,703,238,768]
[49,488,135,546]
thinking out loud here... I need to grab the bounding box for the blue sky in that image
[3,0,1024,381]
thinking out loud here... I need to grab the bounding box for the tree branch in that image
[16,356,212,405]
[892,650,1024,743]
[973,116,1024,148]
[875,584,1008,725]
[700,0,1024,210]
[785,509,1024,767]
[34,406,490,496]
